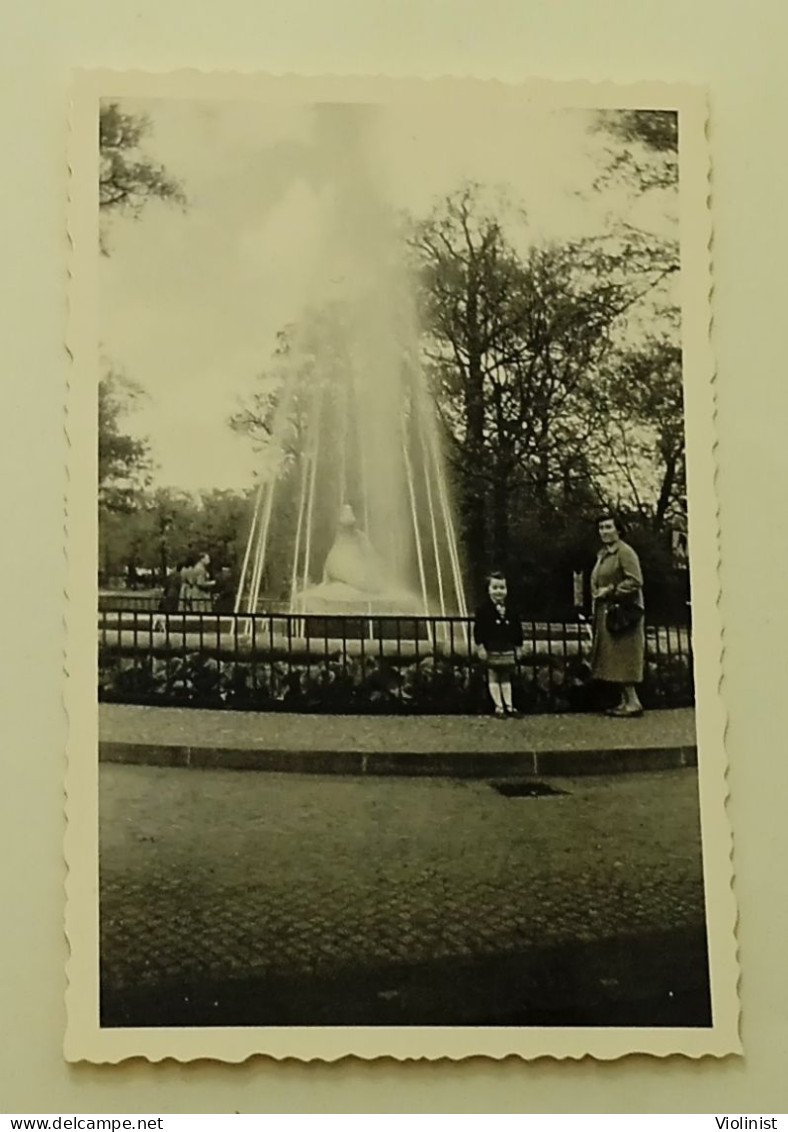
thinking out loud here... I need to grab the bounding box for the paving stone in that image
[100,766,707,1001]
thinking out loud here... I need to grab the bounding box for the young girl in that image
[473,572,524,717]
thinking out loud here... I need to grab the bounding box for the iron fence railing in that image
[97,608,694,715]
[98,588,693,624]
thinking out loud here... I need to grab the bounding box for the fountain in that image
[234,105,468,634]
[100,105,468,681]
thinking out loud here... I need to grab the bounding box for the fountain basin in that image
[98,628,592,665]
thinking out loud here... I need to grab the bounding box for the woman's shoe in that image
[493,706,506,718]
[608,705,644,718]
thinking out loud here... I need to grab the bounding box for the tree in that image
[408,186,526,587]
[97,371,154,584]
[98,372,152,513]
[228,318,337,464]
[587,108,681,312]
[97,102,187,584]
[98,486,254,587]
[585,111,685,529]
[198,489,254,572]
[99,102,185,214]
[606,109,678,153]
[588,334,685,529]
[99,102,186,252]
[594,108,679,194]
[145,488,195,582]
[409,186,672,590]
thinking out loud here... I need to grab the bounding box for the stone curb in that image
[100,740,697,778]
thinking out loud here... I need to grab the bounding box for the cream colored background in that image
[0,0,784,1113]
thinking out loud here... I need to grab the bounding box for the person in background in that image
[473,571,524,718]
[179,555,197,611]
[212,565,236,614]
[152,563,183,632]
[158,564,182,614]
[190,552,216,611]
[590,513,645,717]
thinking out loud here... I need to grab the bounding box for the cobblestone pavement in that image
[99,765,711,1027]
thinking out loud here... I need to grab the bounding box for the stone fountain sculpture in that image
[295,503,422,615]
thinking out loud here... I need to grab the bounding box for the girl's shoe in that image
[494,706,506,718]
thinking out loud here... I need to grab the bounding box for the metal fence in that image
[97,608,694,715]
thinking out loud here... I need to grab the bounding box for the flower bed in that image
[98,643,693,715]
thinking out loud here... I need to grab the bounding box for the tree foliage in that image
[99,102,186,253]
[97,102,188,573]
[99,485,254,586]
[405,184,683,593]
[594,109,679,195]
[98,372,153,513]
[99,102,186,214]
[587,334,685,528]
[228,315,343,463]
[599,109,678,155]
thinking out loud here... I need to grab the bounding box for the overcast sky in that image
[99,99,674,493]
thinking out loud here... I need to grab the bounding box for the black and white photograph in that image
[65,73,736,1062]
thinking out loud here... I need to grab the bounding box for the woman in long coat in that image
[178,556,197,612]
[590,514,645,717]
[189,552,215,611]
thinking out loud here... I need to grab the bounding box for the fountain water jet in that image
[235,106,467,634]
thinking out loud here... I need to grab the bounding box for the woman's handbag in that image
[606,597,644,636]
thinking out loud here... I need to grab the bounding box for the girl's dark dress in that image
[473,598,524,674]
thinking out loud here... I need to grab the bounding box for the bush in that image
[98,639,693,715]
